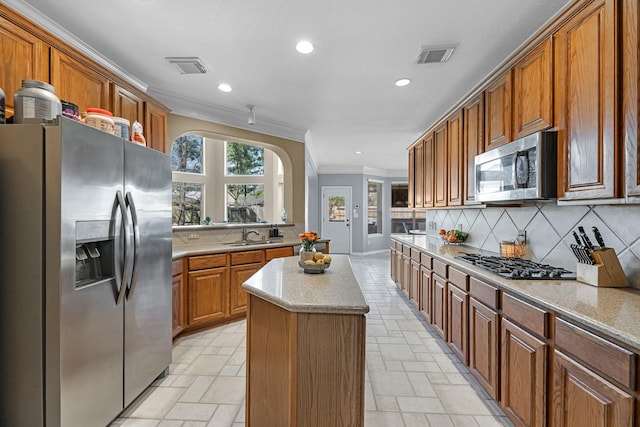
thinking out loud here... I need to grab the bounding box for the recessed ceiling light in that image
[218,83,232,93]
[395,78,411,87]
[355,151,362,155]
[296,40,314,54]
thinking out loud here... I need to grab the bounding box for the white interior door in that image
[321,186,351,254]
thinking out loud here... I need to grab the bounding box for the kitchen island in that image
[242,255,369,427]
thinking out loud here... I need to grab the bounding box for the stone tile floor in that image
[111,251,513,426]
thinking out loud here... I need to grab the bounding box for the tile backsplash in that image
[426,204,640,289]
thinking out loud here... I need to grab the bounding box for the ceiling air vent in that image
[416,46,456,64]
[165,57,208,74]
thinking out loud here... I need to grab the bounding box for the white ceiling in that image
[10,0,571,175]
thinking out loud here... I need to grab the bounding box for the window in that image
[171,135,284,225]
[368,180,382,234]
[328,196,346,222]
[172,135,203,173]
[226,184,265,222]
[225,142,264,176]
[172,182,203,225]
[172,135,205,225]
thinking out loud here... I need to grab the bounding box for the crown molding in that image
[147,86,307,144]
[3,0,148,92]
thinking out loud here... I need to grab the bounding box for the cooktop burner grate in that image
[455,253,576,280]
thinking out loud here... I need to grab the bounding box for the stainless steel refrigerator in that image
[0,118,172,426]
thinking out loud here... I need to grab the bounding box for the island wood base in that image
[246,294,366,427]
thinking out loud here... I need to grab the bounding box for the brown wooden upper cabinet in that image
[145,102,169,153]
[414,140,424,208]
[622,0,640,198]
[447,110,464,206]
[463,94,484,204]
[484,70,512,150]
[554,0,618,200]
[50,49,111,113]
[0,14,49,118]
[513,37,553,139]
[408,146,415,208]
[423,133,435,208]
[112,84,144,128]
[434,123,448,207]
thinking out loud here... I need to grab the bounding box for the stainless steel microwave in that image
[475,131,557,202]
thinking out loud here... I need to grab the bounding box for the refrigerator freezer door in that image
[51,120,126,427]
[0,124,47,427]
[123,142,172,406]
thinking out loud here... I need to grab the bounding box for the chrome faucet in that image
[242,227,260,241]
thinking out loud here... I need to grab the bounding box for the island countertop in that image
[242,254,370,315]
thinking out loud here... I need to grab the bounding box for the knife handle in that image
[572,231,582,245]
[592,226,606,248]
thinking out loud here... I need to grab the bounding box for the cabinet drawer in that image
[403,245,411,256]
[502,293,549,338]
[432,259,447,279]
[231,250,265,266]
[469,277,499,310]
[411,249,421,262]
[265,246,294,261]
[172,258,183,276]
[555,318,635,389]
[189,253,227,270]
[448,267,468,291]
[421,253,432,269]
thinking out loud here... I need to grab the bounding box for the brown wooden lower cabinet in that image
[229,263,263,316]
[501,318,547,427]
[410,258,420,308]
[447,283,468,364]
[171,259,186,337]
[178,245,299,336]
[420,265,431,322]
[187,266,229,326]
[431,273,447,340]
[402,252,411,298]
[552,350,634,427]
[469,297,499,400]
[390,240,640,427]
[390,247,397,283]
[395,248,403,287]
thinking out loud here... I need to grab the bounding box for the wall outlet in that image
[188,233,199,239]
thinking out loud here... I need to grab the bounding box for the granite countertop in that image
[172,238,330,259]
[393,234,640,353]
[242,255,370,315]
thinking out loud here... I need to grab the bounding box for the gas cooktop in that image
[455,253,576,280]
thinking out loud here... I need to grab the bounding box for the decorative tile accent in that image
[427,204,640,288]
[593,205,640,246]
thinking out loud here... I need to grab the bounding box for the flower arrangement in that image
[299,231,320,251]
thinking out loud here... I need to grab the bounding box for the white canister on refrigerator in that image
[13,79,62,123]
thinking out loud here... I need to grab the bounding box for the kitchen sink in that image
[224,240,273,246]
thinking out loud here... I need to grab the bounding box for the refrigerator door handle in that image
[125,191,140,299]
[116,190,131,305]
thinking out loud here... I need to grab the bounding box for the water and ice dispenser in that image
[75,220,115,288]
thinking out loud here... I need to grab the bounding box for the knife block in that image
[576,248,627,287]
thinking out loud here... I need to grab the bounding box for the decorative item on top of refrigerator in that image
[113,116,131,141]
[61,100,80,121]
[13,79,62,123]
[85,107,116,134]
[132,120,146,145]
